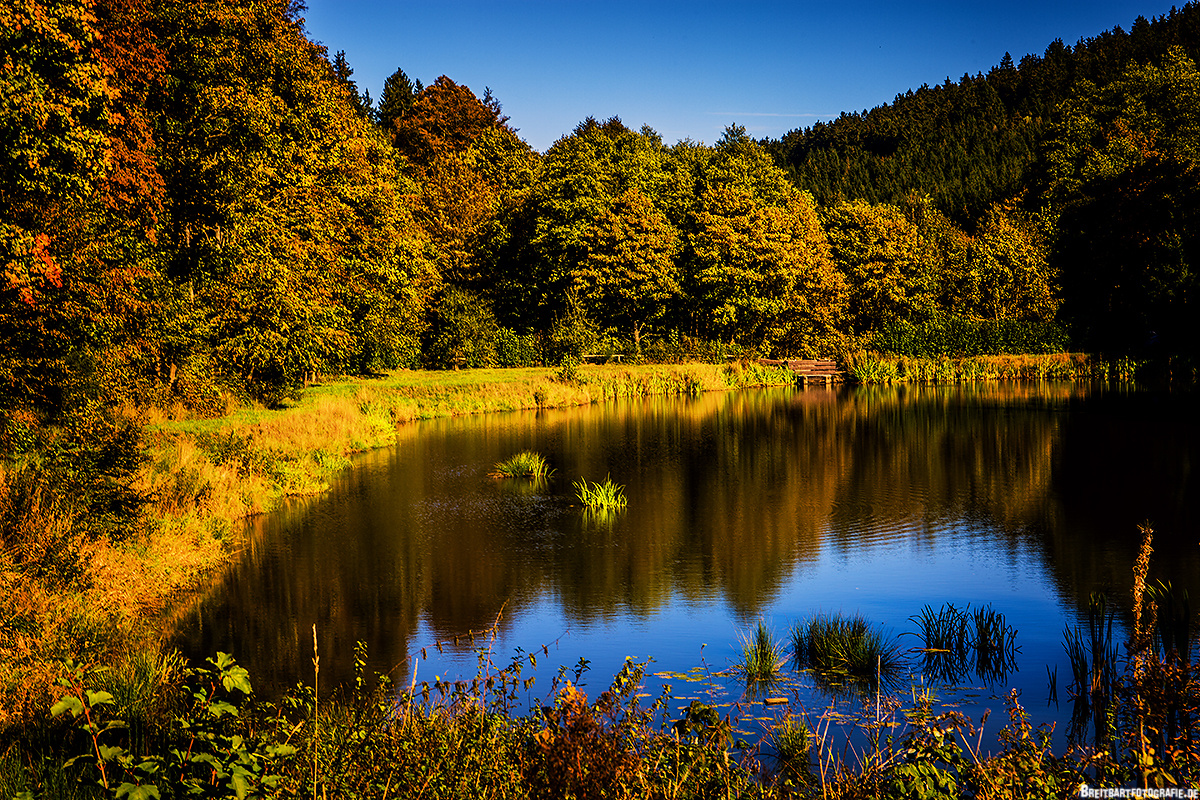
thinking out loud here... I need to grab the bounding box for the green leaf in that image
[98,744,127,761]
[51,696,84,717]
[207,699,239,718]
[221,664,253,696]
[230,771,250,800]
[116,783,161,800]
[86,689,115,707]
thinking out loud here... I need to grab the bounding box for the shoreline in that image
[0,353,1128,726]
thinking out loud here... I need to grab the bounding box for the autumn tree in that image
[824,199,939,333]
[388,76,536,303]
[965,204,1057,322]
[680,129,847,354]
[151,0,437,398]
[573,188,682,350]
[691,184,847,354]
[525,118,672,326]
[0,0,179,410]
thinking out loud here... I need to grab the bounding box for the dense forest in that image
[3,0,1197,423]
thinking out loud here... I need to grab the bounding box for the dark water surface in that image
[176,381,1199,752]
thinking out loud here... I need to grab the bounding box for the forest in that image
[5,0,1199,425]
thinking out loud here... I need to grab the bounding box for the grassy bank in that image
[0,362,795,728]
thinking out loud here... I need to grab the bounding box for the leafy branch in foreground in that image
[51,652,294,799]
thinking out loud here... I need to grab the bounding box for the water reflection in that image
[175,382,1200,708]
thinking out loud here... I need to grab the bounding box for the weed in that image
[490,451,555,480]
[573,475,627,511]
[735,622,786,684]
[793,611,905,693]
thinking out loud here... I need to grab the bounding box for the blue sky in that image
[302,1,1179,151]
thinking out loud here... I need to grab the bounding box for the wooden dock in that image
[757,358,841,386]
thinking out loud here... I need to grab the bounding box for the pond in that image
[175,380,1200,754]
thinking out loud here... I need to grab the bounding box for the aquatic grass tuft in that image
[970,603,1019,683]
[908,602,971,685]
[792,611,904,692]
[735,622,786,684]
[490,450,555,479]
[770,714,812,786]
[573,475,627,511]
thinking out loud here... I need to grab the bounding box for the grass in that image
[572,476,627,512]
[735,622,786,684]
[791,611,905,692]
[490,451,555,479]
[843,351,1117,384]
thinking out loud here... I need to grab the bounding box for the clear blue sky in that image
[301,1,1180,152]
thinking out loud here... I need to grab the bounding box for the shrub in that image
[494,328,543,367]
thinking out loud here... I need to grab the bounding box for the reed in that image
[735,621,786,684]
[970,604,1018,682]
[1086,592,1116,697]
[573,476,627,511]
[1145,580,1193,662]
[490,451,555,479]
[843,351,1111,384]
[1061,593,1117,707]
[1062,623,1090,700]
[792,611,904,691]
[908,603,970,655]
[908,602,971,685]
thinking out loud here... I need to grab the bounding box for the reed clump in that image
[735,621,786,684]
[843,351,1111,384]
[573,476,627,511]
[909,602,1018,685]
[490,451,555,480]
[792,611,904,691]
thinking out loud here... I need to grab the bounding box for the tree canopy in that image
[3,0,1200,416]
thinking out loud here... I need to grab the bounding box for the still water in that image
[176,381,1198,751]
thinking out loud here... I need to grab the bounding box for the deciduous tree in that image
[573,188,681,350]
